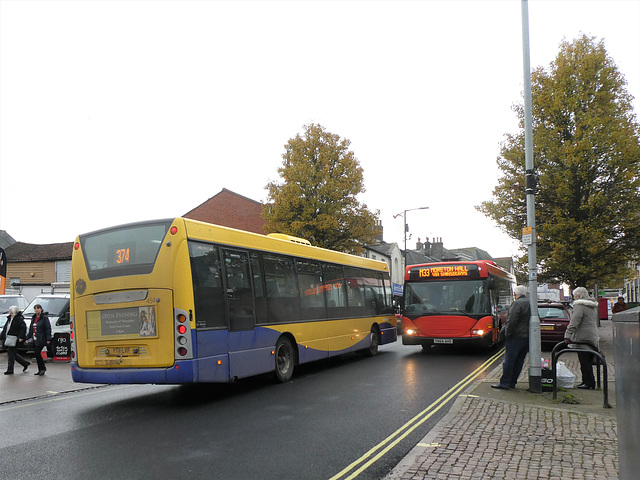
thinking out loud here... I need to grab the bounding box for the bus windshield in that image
[80,220,172,280]
[404,279,490,315]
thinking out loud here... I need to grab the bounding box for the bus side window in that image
[322,263,348,319]
[250,252,268,325]
[380,272,394,314]
[263,254,299,323]
[363,269,387,315]
[189,241,226,329]
[223,249,256,332]
[296,259,324,321]
[344,267,366,317]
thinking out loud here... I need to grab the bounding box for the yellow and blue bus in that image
[70,218,397,384]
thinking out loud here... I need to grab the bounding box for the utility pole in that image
[521,0,542,393]
[394,207,429,274]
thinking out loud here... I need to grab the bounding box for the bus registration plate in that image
[434,339,453,344]
[106,347,138,356]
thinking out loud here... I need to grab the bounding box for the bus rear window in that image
[80,221,172,280]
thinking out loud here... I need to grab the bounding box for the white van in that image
[0,294,29,316]
[22,293,71,356]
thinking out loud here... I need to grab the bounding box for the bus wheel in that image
[365,329,379,357]
[274,337,295,382]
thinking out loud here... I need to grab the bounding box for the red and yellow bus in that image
[70,218,397,384]
[401,261,515,349]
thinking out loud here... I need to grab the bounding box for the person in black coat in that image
[492,285,531,390]
[25,304,52,375]
[1,305,30,374]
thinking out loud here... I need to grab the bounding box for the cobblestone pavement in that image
[386,321,619,480]
[390,395,617,480]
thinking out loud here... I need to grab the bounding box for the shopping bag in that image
[556,361,576,389]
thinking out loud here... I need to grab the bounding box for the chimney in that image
[424,237,431,256]
[432,237,444,260]
[373,220,383,243]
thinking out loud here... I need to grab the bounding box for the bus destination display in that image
[409,264,480,280]
[116,247,130,264]
[109,243,135,267]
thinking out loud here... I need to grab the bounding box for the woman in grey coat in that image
[564,286,600,389]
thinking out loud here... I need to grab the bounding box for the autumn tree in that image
[478,35,640,290]
[263,123,379,254]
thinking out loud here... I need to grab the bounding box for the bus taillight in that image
[174,308,194,360]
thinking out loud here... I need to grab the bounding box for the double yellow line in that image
[330,347,505,480]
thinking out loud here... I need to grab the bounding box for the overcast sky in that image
[1,0,638,259]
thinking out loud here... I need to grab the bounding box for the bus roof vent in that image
[267,233,312,245]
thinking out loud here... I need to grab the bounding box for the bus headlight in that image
[405,329,416,336]
[472,329,485,336]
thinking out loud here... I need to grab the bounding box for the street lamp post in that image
[394,207,429,274]
[522,0,541,393]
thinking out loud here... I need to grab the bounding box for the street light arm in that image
[397,206,429,275]
[393,206,429,219]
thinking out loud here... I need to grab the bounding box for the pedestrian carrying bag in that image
[4,335,18,347]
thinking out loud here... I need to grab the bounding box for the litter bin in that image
[612,306,640,480]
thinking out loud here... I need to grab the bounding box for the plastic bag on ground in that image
[556,361,576,388]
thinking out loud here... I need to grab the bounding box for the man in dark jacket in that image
[492,285,531,389]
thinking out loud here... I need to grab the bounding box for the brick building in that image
[183,188,266,235]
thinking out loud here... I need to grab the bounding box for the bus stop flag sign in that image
[522,226,533,245]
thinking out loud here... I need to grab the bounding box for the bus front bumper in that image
[402,332,494,348]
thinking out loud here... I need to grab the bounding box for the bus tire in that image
[274,336,295,382]
[365,327,379,357]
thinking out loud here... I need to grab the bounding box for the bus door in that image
[223,249,270,379]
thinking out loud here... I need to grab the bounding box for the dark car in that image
[538,302,571,348]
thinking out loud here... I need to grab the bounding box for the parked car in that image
[0,294,29,316]
[22,293,71,356]
[0,294,30,352]
[538,301,571,348]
